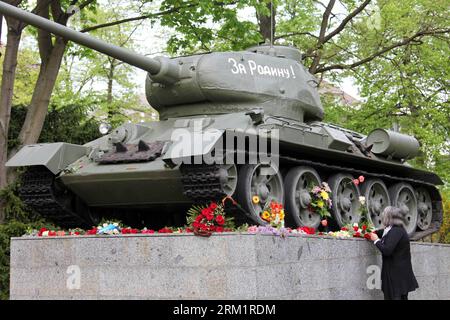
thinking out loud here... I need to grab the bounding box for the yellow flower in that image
[262,211,270,221]
[320,191,329,200]
[252,196,260,204]
[317,200,324,208]
[279,211,285,220]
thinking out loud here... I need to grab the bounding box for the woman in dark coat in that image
[369,206,419,300]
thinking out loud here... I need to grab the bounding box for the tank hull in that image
[7,112,443,239]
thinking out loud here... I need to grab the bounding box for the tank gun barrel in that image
[0,1,162,75]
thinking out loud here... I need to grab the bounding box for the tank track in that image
[19,167,88,228]
[180,164,226,201]
[179,155,442,240]
[280,155,443,240]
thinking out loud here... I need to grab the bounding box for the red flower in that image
[130,229,139,234]
[200,224,209,232]
[205,213,214,221]
[341,227,348,231]
[209,225,216,232]
[142,229,155,234]
[158,227,173,233]
[48,231,56,237]
[299,226,315,235]
[38,228,47,236]
[354,232,361,238]
[185,228,193,233]
[215,215,225,226]
[87,228,97,235]
[353,179,359,186]
[209,202,218,210]
[203,208,214,217]
[216,226,224,233]
[362,225,367,231]
[358,176,365,183]
[364,233,371,240]
[353,226,359,232]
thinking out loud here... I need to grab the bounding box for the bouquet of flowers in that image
[260,200,285,228]
[186,202,234,236]
[310,182,332,219]
[341,222,375,239]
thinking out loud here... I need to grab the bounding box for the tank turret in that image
[0,1,323,122]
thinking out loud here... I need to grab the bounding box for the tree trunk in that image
[256,1,276,43]
[106,59,115,119]
[17,37,66,147]
[0,19,23,223]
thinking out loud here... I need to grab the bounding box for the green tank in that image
[1,2,443,239]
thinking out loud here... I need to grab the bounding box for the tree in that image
[0,0,155,221]
[0,0,56,222]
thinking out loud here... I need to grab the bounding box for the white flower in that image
[42,231,49,237]
[359,196,366,205]
[103,223,108,227]
[113,223,118,227]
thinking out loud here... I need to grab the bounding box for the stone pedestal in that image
[9,233,450,299]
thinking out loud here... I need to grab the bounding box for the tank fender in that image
[5,143,88,174]
[162,126,224,166]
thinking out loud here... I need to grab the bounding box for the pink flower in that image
[353,179,359,186]
[312,186,321,194]
[358,176,365,183]
[248,226,258,233]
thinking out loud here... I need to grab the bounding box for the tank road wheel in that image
[284,166,322,228]
[328,173,362,227]
[360,179,391,229]
[218,164,238,196]
[388,183,418,236]
[236,163,284,225]
[416,187,433,231]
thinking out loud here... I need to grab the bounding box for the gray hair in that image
[381,206,405,228]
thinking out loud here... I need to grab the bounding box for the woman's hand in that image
[370,232,379,242]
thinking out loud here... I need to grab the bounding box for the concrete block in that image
[9,234,450,300]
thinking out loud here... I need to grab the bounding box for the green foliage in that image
[0,45,40,106]
[0,219,56,300]
[0,182,30,223]
[159,0,263,54]
[8,104,101,150]
[434,189,450,244]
